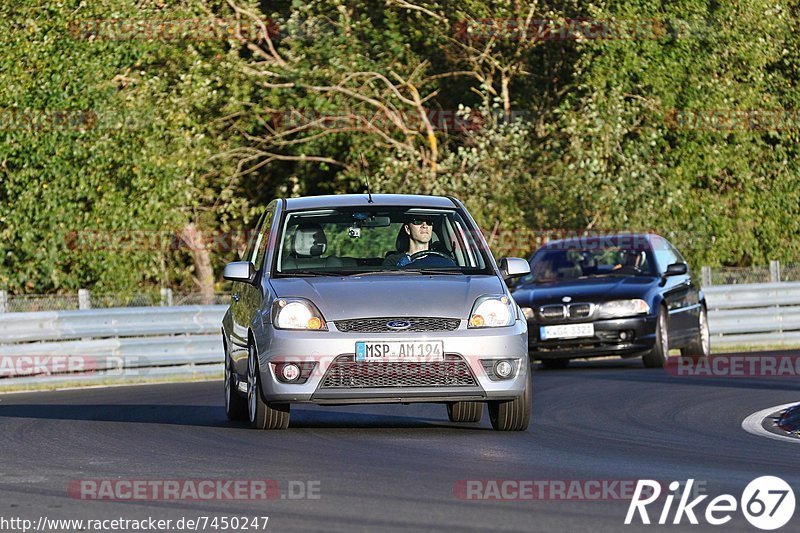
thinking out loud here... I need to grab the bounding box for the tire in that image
[247,341,290,430]
[540,358,570,370]
[643,306,669,368]
[447,401,483,423]
[224,346,248,421]
[488,374,531,431]
[681,304,710,359]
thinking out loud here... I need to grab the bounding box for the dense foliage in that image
[1,0,798,294]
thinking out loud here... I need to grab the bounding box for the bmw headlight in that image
[272,298,327,330]
[596,299,650,319]
[469,295,515,328]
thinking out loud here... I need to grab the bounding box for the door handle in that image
[232,293,240,302]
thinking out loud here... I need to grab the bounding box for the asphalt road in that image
[0,356,798,533]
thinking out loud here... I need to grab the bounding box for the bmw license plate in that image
[355,341,444,362]
[540,323,594,340]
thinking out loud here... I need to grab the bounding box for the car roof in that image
[538,233,667,251]
[283,194,458,211]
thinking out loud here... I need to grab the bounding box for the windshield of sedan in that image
[273,207,491,276]
[525,246,657,282]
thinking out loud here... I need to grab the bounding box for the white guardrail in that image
[0,305,227,388]
[704,282,800,347]
[0,282,798,387]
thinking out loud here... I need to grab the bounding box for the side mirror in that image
[664,262,688,277]
[500,257,531,280]
[223,261,256,284]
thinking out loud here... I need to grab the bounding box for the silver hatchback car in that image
[221,194,532,430]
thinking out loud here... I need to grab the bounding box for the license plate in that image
[355,341,444,362]
[540,323,594,340]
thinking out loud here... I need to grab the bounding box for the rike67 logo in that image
[625,477,795,530]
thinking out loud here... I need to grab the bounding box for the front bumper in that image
[528,315,657,360]
[254,319,529,405]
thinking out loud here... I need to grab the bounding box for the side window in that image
[251,203,276,271]
[669,242,686,264]
[653,238,680,274]
[241,211,266,261]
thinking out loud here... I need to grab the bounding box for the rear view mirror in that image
[223,261,256,283]
[665,262,688,276]
[361,216,391,227]
[500,257,531,280]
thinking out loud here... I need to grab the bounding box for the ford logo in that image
[386,320,412,330]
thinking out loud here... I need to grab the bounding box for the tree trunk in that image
[178,223,215,305]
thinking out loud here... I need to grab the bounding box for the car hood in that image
[512,276,658,306]
[269,275,505,321]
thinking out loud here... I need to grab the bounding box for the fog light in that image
[281,363,301,382]
[619,331,628,340]
[494,360,514,379]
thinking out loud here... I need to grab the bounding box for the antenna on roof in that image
[365,174,374,204]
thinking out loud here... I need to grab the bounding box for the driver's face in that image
[406,220,433,244]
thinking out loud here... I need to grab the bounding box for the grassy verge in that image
[0,371,223,394]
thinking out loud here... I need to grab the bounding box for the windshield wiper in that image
[345,269,462,276]
[400,268,462,275]
[277,270,345,277]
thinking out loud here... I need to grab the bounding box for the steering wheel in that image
[408,250,453,263]
[616,265,643,275]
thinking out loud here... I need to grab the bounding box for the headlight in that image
[520,307,535,320]
[596,299,650,319]
[469,295,515,328]
[272,298,327,330]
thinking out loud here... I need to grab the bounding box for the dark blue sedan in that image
[511,233,710,369]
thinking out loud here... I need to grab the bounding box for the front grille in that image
[539,305,566,320]
[334,317,461,333]
[568,303,593,318]
[319,354,476,388]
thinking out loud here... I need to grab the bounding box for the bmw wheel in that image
[643,306,669,368]
[540,358,570,370]
[681,304,710,359]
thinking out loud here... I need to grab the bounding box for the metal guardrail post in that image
[770,260,781,283]
[701,266,712,287]
[78,289,91,310]
[160,288,173,306]
[0,290,6,313]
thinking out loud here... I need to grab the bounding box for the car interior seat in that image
[282,223,329,270]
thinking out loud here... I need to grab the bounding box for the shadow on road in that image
[534,352,800,393]
[0,402,492,430]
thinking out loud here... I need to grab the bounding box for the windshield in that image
[524,245,657,282]
[273,207,491,276]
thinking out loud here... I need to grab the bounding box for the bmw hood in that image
[512,276,658,306]
[269,275,505,321]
